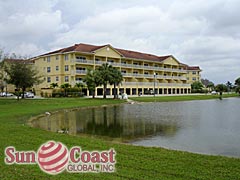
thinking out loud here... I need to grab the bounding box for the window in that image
[121,70,126,73]
[56,66,59,71]
[107,59,114,63]
[192,71,196,74]
[133,71,138,74]
[76,77,82,81]
[56,76,59,82]
[56,55,59,60]
[122,61,126,64]
[95,58,100,61]
[64,54,69,61]
[76,56,86,60]
[47,56,51,62]
[65,76,69,82]
[65,65,69,71]
[192,77,196,81]
[47,77,51,83]
[133,62,139,65]
[187,77,189,80]
[47,67,51,73]
[144,72,149,74]
[43,57,46,61]
[144,64,149,66]
[76,67,85,71]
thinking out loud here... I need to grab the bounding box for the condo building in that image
[31,43,201,96]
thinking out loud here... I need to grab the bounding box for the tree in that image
[83,69,97,98]
[235,77,240,95]
[191,81,204,93]
[60,83,71,97]
[109,67,123,99]
[0,61,5,92]
[235,77,240,86]
[95,63,114,99]
[75,82,85,95]
[226,81,233,93]
[206,82,215,91]
[4,60,42,100]
[201,78,214,87]
[50,83,58,88]
[215,84,227,99]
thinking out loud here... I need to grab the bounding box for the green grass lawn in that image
[130,93,239,102]
[0,97,240,180]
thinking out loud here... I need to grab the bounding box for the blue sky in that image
[0,0,239,84]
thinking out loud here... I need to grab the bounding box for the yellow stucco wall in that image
[95,46,121,59]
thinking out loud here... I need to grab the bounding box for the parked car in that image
[0,92,14,97]
[21,92,34,98]
[211,91,218,95]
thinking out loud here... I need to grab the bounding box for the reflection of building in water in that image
[33,105,179,139]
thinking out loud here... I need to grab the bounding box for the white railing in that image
[75,59,94,64]
[74,59,187,73]
[122,73,186,80]
[122,82,190,87]
[107,62,121,66]
[76,70,87,74]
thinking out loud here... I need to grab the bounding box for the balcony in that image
[76,70,87,74]
[122,82,190,87]
[121,73,186,80]
[107,62,121,66]
[74,59,187,73]
[75,59,94,64]
[95,61,105,65]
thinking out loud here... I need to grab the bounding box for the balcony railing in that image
[74,59,187,73]
[121,73,186,80]
[76,70,87,74]
[122,82,190,87]
[75,59,94,64]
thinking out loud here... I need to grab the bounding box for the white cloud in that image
[0,0,240,83]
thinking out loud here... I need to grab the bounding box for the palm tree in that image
[50,83,58,89]
[75,82,85,95]
[206,82,214,92]
[60,83,71,97]
[109,67,123,99]
[83,69,97,98]
[226,81,232,93]
[95,63,113,99]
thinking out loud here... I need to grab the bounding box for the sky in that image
[0,0,239,84]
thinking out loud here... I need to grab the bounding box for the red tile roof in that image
[181,63,201,71]
[40,43,172,62]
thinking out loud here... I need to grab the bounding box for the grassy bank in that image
[130,93,239,102]
[0,98,240,180]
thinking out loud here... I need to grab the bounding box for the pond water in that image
[31,97,240,157]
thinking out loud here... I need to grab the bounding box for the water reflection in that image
[31,105,179,140]
[31,98,240,157]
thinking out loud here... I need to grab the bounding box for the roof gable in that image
[94,45,122,58]
[162,56,180,65]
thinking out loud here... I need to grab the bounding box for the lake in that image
[30,97,240,157]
